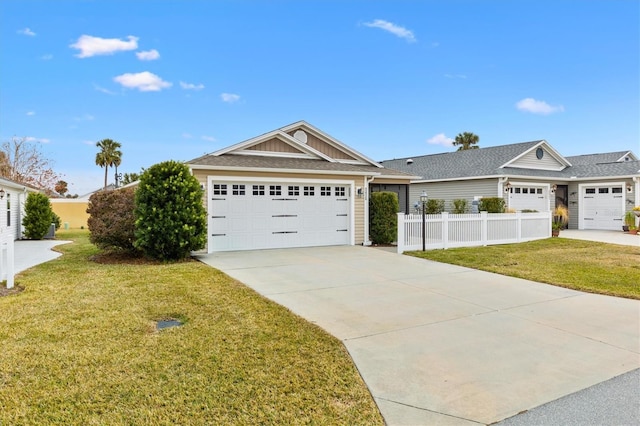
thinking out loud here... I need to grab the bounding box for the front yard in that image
[0,230,382,425]
[407,238,640,299]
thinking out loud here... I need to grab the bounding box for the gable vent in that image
[293,130,308,144]
[406,158,414,165]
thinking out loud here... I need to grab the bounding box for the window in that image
[213,184,227,195]
[320,186,331,196]
[6,193,10,227]
[269,185,282,196]
[334,186,346,197]
[232,184,245,195]
[303,186,315,196]
[598,188,609,194]
[536,188,542,194]
[288,185,299,196]
[252,185,265,196]
[612,187,623,194]
[515,188,521,194]
[585,188,596,194]
[522,188,528,194]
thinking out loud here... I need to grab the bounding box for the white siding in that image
[509,148,565,171]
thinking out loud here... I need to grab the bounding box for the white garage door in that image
[507,186,548,212]
[582,185,624,230]
[208,180,351,252]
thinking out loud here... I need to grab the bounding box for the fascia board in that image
[188,164,382,177]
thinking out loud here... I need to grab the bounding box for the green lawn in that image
[0,230,382,425]
[407,238,640,299]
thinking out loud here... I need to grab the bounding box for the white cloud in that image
[201,135,216,142]
[221,93,240,103]
[113,71,172,92]
[25,136,51,143]
[516,98,565,115]
[136,49,160,61]
[180,81,205,90]
[26,111,35,116]
[40,54,53,60]
[362,19,416,42]
[426,133,453,147]
[82,140,95,146]
[70,35,139,58]
[94,84,116,95]
[18,27,36,36]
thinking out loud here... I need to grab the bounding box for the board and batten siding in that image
[409,179,498,213]
[247,138,300,153]
[190,168,367,250]
[509,148,565,170]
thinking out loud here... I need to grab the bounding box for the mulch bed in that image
[0,285,25,297]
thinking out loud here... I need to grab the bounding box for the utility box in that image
[44,223,56,239]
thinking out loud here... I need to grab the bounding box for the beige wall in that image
[50,199,89,229]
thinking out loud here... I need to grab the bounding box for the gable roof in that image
[380,142,640,181]
[188,121,415,180]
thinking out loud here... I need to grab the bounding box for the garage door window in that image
[598,188,609,194]
[612,187,622,194]
[335,187,346,196]
[585,188,596,194]
[288,186,300,196]
[269,185,282,196]
[303,186,314,196]
[232,184,245,195]
[253,185,265,195]
[321,186,331,196]
[213,184,227,195]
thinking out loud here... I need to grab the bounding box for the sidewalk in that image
[14,240,71,274]
[560,229,639,247]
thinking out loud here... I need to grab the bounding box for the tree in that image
[22,192,55,239]
[87,188,137,252]
[55,180,68,196]
[122,171,142,185]
[0,136,61,191]
[134,161,206,261]
[95,139,122,190]
[369,191,398,244]
[452,132,480,151]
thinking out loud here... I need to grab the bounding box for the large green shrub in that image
[425,199,445,214]
[452,199,468,214]
[478,197,506,213]
[134,161,207,261]
[22,193,54,239]
[87,188,137,252]
[369,191,398,244]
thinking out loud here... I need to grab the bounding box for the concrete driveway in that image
[197,246,640,425]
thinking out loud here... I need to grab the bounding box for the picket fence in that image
[0,235,15,288]
[396,211,551,254]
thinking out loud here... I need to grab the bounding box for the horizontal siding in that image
[247,138,300,153]
[511,148,564,170]
[409,179,498,213]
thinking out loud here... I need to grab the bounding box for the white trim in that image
[500,141,572,169]
[616,151,637,162]
[578,181,626,230]
[231,150,318,159]
[412,173,640,184]
[190,164,382,177]
[206,175,355,253]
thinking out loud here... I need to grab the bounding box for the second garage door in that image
[581,185,624,230]
[208,180,352,252]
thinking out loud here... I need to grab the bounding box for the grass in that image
[407,238,640,299]
[0,230,383,425]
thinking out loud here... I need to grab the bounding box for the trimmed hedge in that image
[134,161,206,261]
[87,188,137,252]
[478,197,506,213]
[22,193,54,240]
[425,199,445,214]
[452,199,468,214]
[369,191,398,244]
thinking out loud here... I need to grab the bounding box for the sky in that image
[1,0,638,195]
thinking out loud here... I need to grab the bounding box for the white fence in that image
[397,211,551,254]
[0,235,15,288]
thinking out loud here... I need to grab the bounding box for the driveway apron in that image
[197,246,640,425]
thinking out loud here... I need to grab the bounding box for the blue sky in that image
[1,0,638,195]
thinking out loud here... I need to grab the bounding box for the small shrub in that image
[369,191,398,244]
[22,193,54,239]
[87,188,137,252]
[425,199,445,214]
[452,199,468,214]
[478,197,505,213]
[134,161,207,261]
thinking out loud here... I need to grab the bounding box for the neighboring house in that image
[0,177,41,240]
[380,141,640,231]
[187,121,414,252]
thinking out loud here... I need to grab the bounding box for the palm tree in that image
[95,139,123,190]
[452,132,480,151]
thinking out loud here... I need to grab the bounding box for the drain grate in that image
[156,319,183,330]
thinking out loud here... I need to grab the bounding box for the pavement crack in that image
[375,397,485,425]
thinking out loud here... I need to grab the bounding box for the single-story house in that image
[380,140,640,231]
[0,177,41,240]
[187,121,414,252]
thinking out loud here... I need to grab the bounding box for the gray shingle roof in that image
[380,143,639,181]
[188,154,414,177]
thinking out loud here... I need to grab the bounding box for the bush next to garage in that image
[134,160,207,261]
[87,187,137,252]
[478,197,505,213]
[451,199,468,214]
[22,193,55,240]
[425,199,445,214]
[369,191,399,244]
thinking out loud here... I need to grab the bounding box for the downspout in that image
[363,175,375,246]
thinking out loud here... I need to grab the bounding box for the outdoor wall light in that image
[551,184,557,193]
[504,182,511,193]
[627,184,633,193]
[0,188,5,199]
